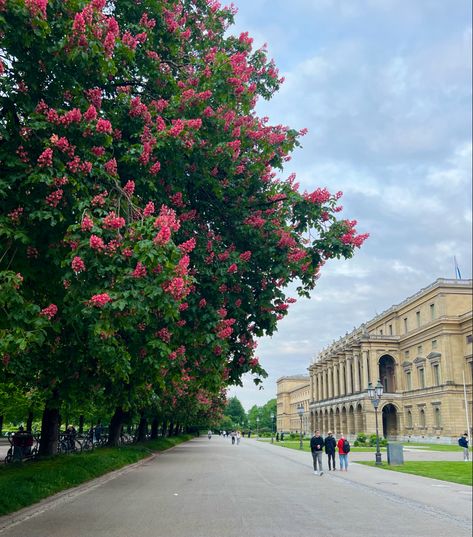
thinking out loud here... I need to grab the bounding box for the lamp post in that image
[256,416,260,438]
[297,404,304,450]
[270,412,275,444]
[367,380,384,465]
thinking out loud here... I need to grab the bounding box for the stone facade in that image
[276,375,310,434]
[276,279,473,443]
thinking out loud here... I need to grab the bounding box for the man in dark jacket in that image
[324,431,337,470]
[459,433,469,461]
[310,430,325,475]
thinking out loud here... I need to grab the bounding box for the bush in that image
[356,433,368,445]
[368,434,387,447]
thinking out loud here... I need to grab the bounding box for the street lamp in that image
[367,380,384,465]
[256,416,260,438]
[297,404,305,450]
[270,412,275,444]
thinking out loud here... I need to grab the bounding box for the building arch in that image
[341,406,348,435]
[382,403,398,438]
[348,405,355,436]
[378,354,397,393]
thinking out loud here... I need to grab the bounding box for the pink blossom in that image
[178,238,196,254]
[199,298,207,308]
[239,251,252,262]
[37,148,53,167]
[8,207,23,224]
[89,234,105,250]
[81,214,94,231]
[71,256,86,273]
[89,293,112,307]
[123,180,135,196]
[40,303,58,320]
[25,0,48,19]
[103,211,125,229]
[45,189,63,208]
[96,118,112,134]
[104,158,117,175]
[153,226,171,246]
[132,262,147,278]
[143,201,155,216]
[227,263,237,274]
[149,161,161,175]
[157,327,171,342]
[84,105,97,121]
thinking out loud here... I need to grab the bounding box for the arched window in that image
[434,407,441,428]
[419,408,426,428]
[407,410,413,428]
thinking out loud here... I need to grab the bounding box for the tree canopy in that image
[0,0,367,453]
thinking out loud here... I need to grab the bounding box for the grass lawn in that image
[404,443,464,452]
[0,435,192,517]
[357,461,472,486]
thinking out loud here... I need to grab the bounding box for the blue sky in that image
[226,0,472,410]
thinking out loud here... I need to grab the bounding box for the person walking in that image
[337,433,349,472]
[324,431,337,471]
[458,433,469,461]
[236,431,241,445]
[310,430,325,475]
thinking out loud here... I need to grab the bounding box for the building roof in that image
[277,375,310,382]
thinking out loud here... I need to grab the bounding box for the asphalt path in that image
[1,436,471,537]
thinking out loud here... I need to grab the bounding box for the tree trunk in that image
[26,411,33,432]
[168,421,174,437]
[137,413,148,442]
[162,419,167,437]
[108,407,125,446]
[39,395,60,456]
[150,417,159,439]
[78,415,84,435]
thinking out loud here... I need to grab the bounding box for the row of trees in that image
[0,0,366,455]
[219,396,276,433]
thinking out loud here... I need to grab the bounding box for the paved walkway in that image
[0,436,471,537]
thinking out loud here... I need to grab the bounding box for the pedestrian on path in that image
[236,431,241,445]
[458,433,469,461]
[324,431,337,471]
[337,433,349,472]
[310,430,325,475]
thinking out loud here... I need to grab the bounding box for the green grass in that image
[404,443,463,452]
[358,461,472,486]
[0,435,192,516]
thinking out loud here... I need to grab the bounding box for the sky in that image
[226,0,473,410]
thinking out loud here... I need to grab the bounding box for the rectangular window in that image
[406,371,412,390]
[416,311,421,328]
[404,350,410,359]
[404,317,408,333]
[433,364,440,386]
[432,339,438,349]
[419,368,425,388]
[417,345,423,356]
[467,335,473,344]
[430,303,435,320]
[388,324,393,335]
[380,329,383,335]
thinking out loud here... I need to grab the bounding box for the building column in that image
[328,366,333,399]
[322,370,327,400]
[333,364,339,397]
[339,363,345,396]
[346,356,353,394]
[353,353,361,392]
[362,350,370,389]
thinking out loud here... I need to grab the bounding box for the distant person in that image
[324,431,337,471]
[310,430,325,476]
[66,425,77,451]
[12,426,33,461]
[236,431,241,445]
[208,430,212,439]
[94,422,103,443]
[247,430,251,438]
[280,432,284,441]
[231,431,236,445]
[458,433,469,461]
[276,432,279,442]
[337,433,350,471]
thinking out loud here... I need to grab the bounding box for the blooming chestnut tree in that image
[0,0,367,452]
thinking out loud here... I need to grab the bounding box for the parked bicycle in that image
[4,429,38,463]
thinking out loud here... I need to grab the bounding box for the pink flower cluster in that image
[143,201,155,216]
[89,293,112,307]
[90,234,105,250]
[45,189,63,208]
[8,207,23,224]
[103,211,125,229]
[178,238,196,254]
[123,180,135,196]
[37,148,53,167]
[132,262,147,278]
[81,214,94,231]
[71,256,86,273]
[163,277,188,300]
[40,303,58,320]
[157,327,172,343]
[25,0,48,19]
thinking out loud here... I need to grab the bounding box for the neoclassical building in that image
[277,278,472,443]
[276,375,310,434]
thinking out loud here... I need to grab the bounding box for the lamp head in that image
[375,379,384,398]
